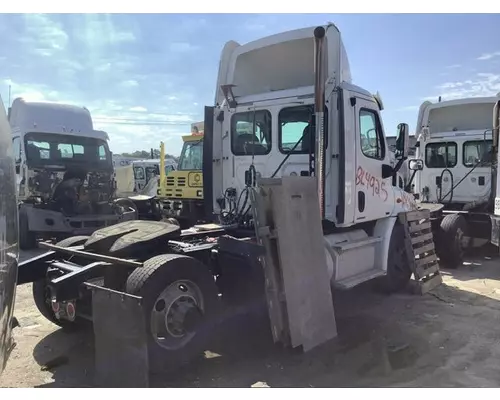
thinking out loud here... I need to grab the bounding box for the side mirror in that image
[395,123,410,160]
[493,100,500,150]
[408,159,424,171]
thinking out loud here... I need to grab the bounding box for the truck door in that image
[353,97,394,222]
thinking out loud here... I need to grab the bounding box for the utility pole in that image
[7,85,11,119]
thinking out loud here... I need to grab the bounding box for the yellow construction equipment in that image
[158,122,204,227]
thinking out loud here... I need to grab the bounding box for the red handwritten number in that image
[381,182,388,202]
[355,166,364,186]
[356,165,388,202]
[364,171,371,187]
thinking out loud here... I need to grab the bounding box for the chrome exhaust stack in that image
[313,26,326,219]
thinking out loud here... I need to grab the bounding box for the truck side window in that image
[359,109,385,160]
[26,140,50,159]
[12,137,21,162]
[134,167,145,180]
[231,110,272,156]
[145,166,157,182]
[57,143,84,158]
[279,106,313,154]
[98,145,107,161]
[278,105,328,154]
[425,142,457,168]
[463,140,492,167]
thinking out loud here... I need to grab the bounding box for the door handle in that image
[358,191,365,213]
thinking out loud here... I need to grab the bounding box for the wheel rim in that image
[150,280,204,350]
[41,281,58,319]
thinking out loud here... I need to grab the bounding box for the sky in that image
[1,13,500,156]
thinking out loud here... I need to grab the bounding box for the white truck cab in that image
[407,96,500,266]
[413,96,499,206]
[132,159,176,193]
[203,25,416,291]
[9,98,136,249]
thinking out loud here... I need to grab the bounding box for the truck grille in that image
[166,176,186,187]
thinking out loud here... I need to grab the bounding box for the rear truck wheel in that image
[437,214,468,269]
[19,207,37,250]
[376,223,412,294]
[32,235,90,330]
[125,254,220,372]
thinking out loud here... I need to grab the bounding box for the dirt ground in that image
[2,247,500,388]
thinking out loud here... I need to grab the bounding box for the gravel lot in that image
[2,247,500,387]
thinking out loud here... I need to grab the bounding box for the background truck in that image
[132,158,176,193]
[158,122,204,228]
[409,95,500,267]
[0,94,19,376]
[9,98,138,250]
[491,100,500,247]
[17,25,434,386]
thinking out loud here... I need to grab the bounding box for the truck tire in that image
[437,214,468,269]
[125,254,219,372]
[32,236,90,330]
[376,223,412,294]
[19,207,37,250]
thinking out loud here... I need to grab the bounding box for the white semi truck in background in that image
[9,98,137,250]
[410,95,500,267]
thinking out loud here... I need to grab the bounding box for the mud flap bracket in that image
[491,214,500,247]
[85,283,149,387]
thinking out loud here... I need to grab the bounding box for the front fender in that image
[373,216,398,273]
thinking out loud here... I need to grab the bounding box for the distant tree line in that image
[118,149,179,162]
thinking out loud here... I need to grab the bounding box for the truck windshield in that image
[178,140,203,171]
[24,132,111,168]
